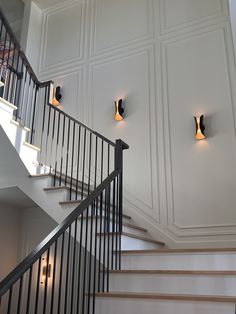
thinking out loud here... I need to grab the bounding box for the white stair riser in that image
[121,253,236,270]
[79,219,146,237]
[95,298,234,314]
[109,274,236,296]
[98,235,162,250]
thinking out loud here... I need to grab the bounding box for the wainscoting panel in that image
[31,0,236,245]
[162,25,236,232]
[88,48,159,217]
[40,1,85,73]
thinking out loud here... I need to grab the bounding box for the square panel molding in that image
[159,0,228,35]
[90,0,155,56]
[39,1,86,74]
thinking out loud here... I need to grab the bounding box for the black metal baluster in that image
[82,207,89,313]
[16,276,23,314]
[106,183,111,292]
[39,86,48,169]
[59,115,66,186]
[97,190,103,292]
[100,140,104,185]
[118,172,122,270]
[75,125,81,200]
[111,178,116,270]
[0,26,8,81]
[7,286,12,314]
[69,121,76,200]
[70,219,77,313]
[45,105,52,173]
[88,132,92,196]
[115,176,119,270]
[76,212,84,313]
[81,129,87,200]
[50,240,58,314]
[94,136,98,189]
[87,201,94,314]
[26,266,33,314]
[54,111,61,186]
[107,144,110,176]
[57,233,65,314]
[43,248,50,314]
[92,196,99,313]
[64,226,71,313]
[49,108,56,174]
[14,59,24,121]
[19,69,27,126]
[65,118,71,186]
[30,85,39,144]
[34,258,41,314]
[102,187,107,292]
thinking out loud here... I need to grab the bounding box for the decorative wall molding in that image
[89,0,155,57]
[161,23,236,236]
[39,0,86,75]
[87,46,160,222]
[34,0,236,245]
[159,0,228,36]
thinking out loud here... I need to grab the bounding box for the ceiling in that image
[0,187,38,209]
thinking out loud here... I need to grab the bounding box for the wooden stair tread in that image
[97,232,165,245]
[23,141,40,151]
[95,292,236,303]
[59,199,82,205]
[0,96,17,110]
[109,270,236,276]
[121,248,236,255]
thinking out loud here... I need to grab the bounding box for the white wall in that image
[26,0,236,247]
[0,204,20,281]
[0,204,56,281]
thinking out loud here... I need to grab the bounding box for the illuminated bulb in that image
[194,115,206,140]
[41,257,51,285]
[52,86,62,106]
[114,99,124,121]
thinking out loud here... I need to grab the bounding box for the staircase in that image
[0,5,236,314]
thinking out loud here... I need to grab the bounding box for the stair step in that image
[30,172,90,190]
[0,97,17,110]
[10,119,31,132]
[23,141,40,152]
[59,199,82,205]
[98,232,165,246]
[109,270,236,275]
[121,248,236,255]
[77,216,146,232]
[108,270,236,295]
[95,292,236,303]
[121,248,236,270]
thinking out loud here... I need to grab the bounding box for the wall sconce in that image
[194,115,206,140]
[41,257,51,285]
[52,86,62,106]
[114,99,124,121]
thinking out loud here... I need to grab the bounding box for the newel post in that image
[115,139,129,233]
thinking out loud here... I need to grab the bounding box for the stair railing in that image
[0,6,129,314]
[0,165,126,313]
[0,7,127,201]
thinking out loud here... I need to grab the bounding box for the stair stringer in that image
[0,124,77,225]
